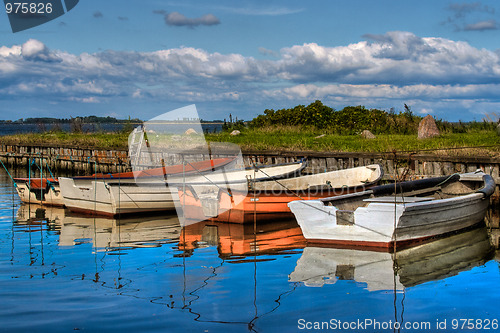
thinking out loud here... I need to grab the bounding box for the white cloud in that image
[21,39,60,62]
[2,32,500,120]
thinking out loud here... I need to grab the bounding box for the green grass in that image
[206,126,500,157]
[2,127,500,157]
[0,132,129,149]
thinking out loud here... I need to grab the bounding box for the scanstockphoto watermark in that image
[298,318,431,331]
[297,318,499,331]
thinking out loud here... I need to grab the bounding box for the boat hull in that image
[59,178,178,217]
[179,164,383,224]
[288,174,494,250]
[14,178,64,206]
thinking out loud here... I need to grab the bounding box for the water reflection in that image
[289,226,495,290]
[178,219,306,260]
[15,204,181,249]
[6,200,500,332]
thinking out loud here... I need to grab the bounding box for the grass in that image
[0,131,129,149]
[2,127,500,157]
[206,126,500,157]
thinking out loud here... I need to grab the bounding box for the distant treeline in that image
[0,116,227,124]
[246,100,497,135]
[0,116,143,124]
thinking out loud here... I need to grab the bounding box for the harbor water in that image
[0,173,499,332]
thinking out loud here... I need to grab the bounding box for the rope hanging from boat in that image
[391,154,407,333]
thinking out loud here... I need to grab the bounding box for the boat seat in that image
[363,196,434,203]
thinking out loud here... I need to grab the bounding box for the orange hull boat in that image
[179,187,355,224]
[178,164,384,224]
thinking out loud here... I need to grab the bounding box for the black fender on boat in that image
[371,174,461,196]
[477,174,496,198]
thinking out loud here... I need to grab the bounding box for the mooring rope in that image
[0,158,17,187]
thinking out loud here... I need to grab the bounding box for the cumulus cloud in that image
[2,32,500,119]
[21,39,60,62]
[154,10,220,28]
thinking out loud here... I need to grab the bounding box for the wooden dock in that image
[2,143,500,182]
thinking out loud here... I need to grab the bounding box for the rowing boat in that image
[179,164,383,224]
[288,171,495,250]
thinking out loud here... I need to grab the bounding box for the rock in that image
[230,130,241,136]
[184,128,197,135]
[360,130,376,139]
[418,115,440,139]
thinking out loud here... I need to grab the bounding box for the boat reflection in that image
[178,219,306,260]
[15,204,181,249]
[289,226,495,290]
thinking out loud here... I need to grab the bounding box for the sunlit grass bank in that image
[2,127,500,157]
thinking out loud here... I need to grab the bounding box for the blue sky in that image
[1,0,500,121]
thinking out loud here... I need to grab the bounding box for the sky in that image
[1,0,500,121]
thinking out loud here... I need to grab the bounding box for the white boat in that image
[14,178,64,206]
[289,226,494,290]
[288,171,495,250]
[59,160,306,217]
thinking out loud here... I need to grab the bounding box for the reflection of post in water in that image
[13,205,62,275]
[177,218,305,331]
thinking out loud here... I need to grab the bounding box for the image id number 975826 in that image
[451,319,498,330]
[5,2,53,14]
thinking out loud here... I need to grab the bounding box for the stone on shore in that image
[360,130,376,139]
[230,130,241,136]
[418,115,440,139]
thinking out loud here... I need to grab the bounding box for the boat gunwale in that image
[316,174,493,207]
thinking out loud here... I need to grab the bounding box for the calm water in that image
[0,123,222,135]
[0,173,500,333]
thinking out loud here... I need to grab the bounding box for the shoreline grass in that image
[206,127,500,157]
[2,128,500,158]
[0,132,130,149]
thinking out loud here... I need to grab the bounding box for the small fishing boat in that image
[289,226,494,290]
[179,164,383,224]
[59,160,306,217]
[288,171,495,250]
[13,157,236,207]
[14,178,64,206]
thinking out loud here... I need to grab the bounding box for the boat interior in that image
[320,173,492,211]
